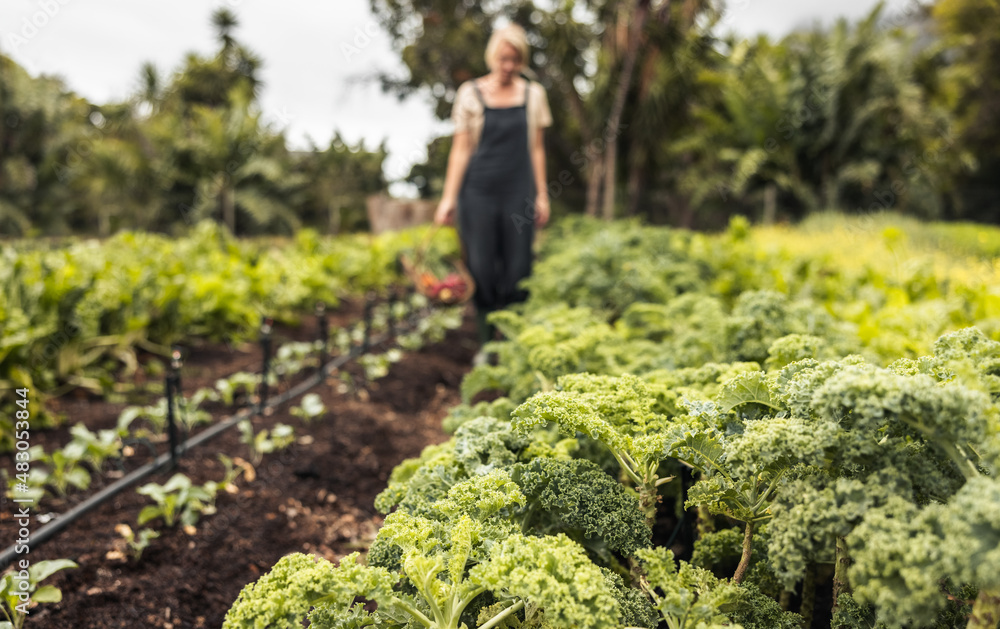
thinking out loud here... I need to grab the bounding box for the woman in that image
[434,23,552,364]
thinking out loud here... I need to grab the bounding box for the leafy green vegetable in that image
[469,533,620,629]
[0,559,77,629]
[511,457,651,559]
[291,392,326,422]
[238,419,295,465]
[137,472,218,528]
[513,373,674,526]
[848,477,1000,628]
[636,546,743,629]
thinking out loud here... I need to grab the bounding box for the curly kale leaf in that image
[469,533,620,629]
[223,553,395,629]
[725,290,857,364]
[376,418,540,518]
[510,457,651,558]
[637,546,744,629]
[731,582,803,629]
[443,397,518,434]
[512,373,670,467]
[452,416,533,475]
[763,474,908,590]
[433,469,526,522]
[716,370,781,419]
[812,364,990,480]
[308,602,381,629]
[932,327,1000,394]
[461,362,511,405]
[832,583,977,629]
[691,527,747,573]
[512,373,675,524]
[374,512,500,628]
[764,334,834,371]
[669,416,791,525]
[460,305,628,404]
[614,294,729,369]
[848,477,1000,627]
[374,441,463,517]
[601,567,659,629]
[722,413,837,482]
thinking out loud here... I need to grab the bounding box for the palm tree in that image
[212,8,239,54]
[666,4,956,223]
[185,87,301,235]
[135,62,162,114]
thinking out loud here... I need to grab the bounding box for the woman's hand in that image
[534,192,550,228]
[435,197,457,226]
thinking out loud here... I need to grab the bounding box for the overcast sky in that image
[1,0,914,195]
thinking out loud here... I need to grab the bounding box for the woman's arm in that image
[435,130,472,226]
[530,126,550,228]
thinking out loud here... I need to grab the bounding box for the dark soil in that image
[0,300,480,629]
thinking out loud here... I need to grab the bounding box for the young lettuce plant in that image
[39,442,91,497]
[214,371,273,407]
[115,386,216,437]
[137,472,217,528]
[0,559,77,629]
[291,393,326,423]
[358,349,403,381]
[67,422,122,470]
[177,387,216,431]
[238,419,295,466]
[272,341,321,379]
[110,524,161,562]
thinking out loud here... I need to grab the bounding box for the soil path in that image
[2,304,478,629]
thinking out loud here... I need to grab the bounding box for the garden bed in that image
[1,303,479,629]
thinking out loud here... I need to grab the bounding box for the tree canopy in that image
[2,1,997,237]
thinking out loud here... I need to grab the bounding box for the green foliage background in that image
[2,1,999,236]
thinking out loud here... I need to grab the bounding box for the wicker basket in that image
[398,224,475,305]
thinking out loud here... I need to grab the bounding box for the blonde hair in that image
[485,24,530,71]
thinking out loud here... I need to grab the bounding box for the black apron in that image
[458,78,536,322]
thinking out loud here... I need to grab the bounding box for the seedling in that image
[217,453,254,491]
[67,423,122,470]
[273,341,321,379]
[0,559,77,629]
[112,524,160,561]
[40,443,91,497]
[358,349,403,381]
[238,420,295,465]
[137,473,216,528]
[290,393,326,423]
[117,386,215,435]
[215,372,273,407]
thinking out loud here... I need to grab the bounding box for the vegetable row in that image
[225,214,1000,629]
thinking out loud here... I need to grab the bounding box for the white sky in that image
[0,0,915,196]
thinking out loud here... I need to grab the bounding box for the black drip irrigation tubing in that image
[0,304,434,572]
